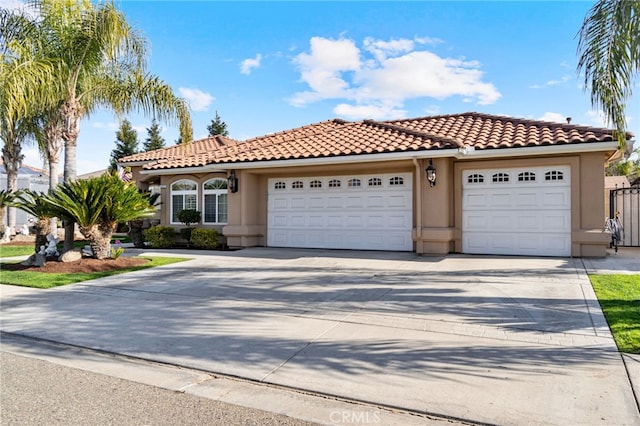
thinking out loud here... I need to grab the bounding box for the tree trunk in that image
[81,222,114,260]
[45,119,63,234]
[127,219,145,248]
[61,99,81,252]
[34,217,52,255]
[2,137,24,232]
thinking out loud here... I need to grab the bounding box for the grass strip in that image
[0,256,190,289]
[590,274,640,354]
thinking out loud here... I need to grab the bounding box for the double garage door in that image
[462,165,571,256]
[266,166,571,256]
[267,173,413,251]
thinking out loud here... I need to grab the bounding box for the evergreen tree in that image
[207,111,229,137]
[143,118,166,151]
[109,119,139,171]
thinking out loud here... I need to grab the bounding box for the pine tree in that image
[143,119,166,151]
[207,111,229,137]
[109,119,139,171]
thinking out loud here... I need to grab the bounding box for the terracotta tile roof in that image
[120,112,626,171]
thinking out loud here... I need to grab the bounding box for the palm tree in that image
[1,7,56,232]
[22,0,192,250]
[45,173,157,259]
[577,0,640,147]
[14,189,57,253]
[0,189,20,238]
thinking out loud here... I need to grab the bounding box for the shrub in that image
[144,226,175,248]
[111,246,125,259]
[191,228,219,249]
[179,227,194,244]
[177,209,201,227]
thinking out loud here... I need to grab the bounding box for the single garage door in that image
[462,165,571,256]
[268,173,413,251]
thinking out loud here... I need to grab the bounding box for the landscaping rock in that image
[59,250,82,263]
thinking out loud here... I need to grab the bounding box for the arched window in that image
[328,179,341,188]
[348,178,361,188]
[545,170,564,181]
[292,180,304,189]
[203,179,228,224]
[518,171,536,182]
[368,177,382,187]
[468,174,484,183]
[492,173,510,183]
[389,176,404,186]
[310,180,322,189]
[171,179,197,224]
[274,181,286,190]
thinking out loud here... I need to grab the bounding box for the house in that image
[119,112,631,257]
[0,159,53,231]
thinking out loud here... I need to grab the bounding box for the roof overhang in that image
[139,141,620,176]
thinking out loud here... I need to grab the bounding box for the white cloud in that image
[538,112,566,123]
[240,54,263,75]
[21,147,44,169]
[178,87,214,112]
[333,103,406,120]
[586,110,608,127]
[529,75,571,89]
[91,121,119,131]
[289,36,500,117]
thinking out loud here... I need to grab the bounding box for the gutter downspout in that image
[412,158,422,253]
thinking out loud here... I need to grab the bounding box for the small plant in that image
[144,225,175,248]
[190,228,219,249]
[111,246,125,259]
[177,209,201,247]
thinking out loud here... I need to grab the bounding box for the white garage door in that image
[462,166,571,256]
[268,173,413,251]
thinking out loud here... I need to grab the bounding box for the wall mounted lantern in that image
[228,170,238,193]
[425,159,436,187]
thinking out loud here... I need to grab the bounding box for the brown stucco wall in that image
[131,149,611,257]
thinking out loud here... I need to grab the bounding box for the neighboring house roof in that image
[0,159,49,177]
[77,169,109,180]
[120,112,628,172]
[605,175,631,189]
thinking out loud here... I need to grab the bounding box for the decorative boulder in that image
[59,250,82,263]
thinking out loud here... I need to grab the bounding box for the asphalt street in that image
[0,351,318,426]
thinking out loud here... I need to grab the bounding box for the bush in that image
[191,228,219,249]
[179,228,194,245]
[144,226,175,248]
[177,209,201,227]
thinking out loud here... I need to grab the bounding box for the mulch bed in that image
[1,257,149,274]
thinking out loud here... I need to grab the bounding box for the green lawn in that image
[0,256,190,289]
[591,274,640,354]
[0,245,34,258]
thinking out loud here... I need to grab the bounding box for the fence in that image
[609,185,640,247]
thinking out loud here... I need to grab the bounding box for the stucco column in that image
[418,158,455,255]
[223,170,265,247]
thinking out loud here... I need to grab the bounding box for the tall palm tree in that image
[1,7,56,232]
[24,0,192,250]
[577,0,639,147]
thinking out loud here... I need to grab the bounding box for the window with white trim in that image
[274,181,286,190]
[348,178,361,187]
[310,180,322,189]
[328,179,341,188]
[518,171,536,182]
[292,180,304,189]
[203,179,228,224]
[171,179,197,223]
[389,176,404,186]
[492,173,510,183]
[368,177,382,187]
[545,170,564,181]
[468,174,484,183]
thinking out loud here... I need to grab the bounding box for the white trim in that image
[140,142,619,175]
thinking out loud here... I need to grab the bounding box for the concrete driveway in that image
[1,248,639,425]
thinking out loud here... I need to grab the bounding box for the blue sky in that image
[6,0,639,174]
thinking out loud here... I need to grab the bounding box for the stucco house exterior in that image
[119,112,631,257]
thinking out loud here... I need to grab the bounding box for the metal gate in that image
[609,185,640,246]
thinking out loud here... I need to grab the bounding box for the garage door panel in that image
[463,166,571,256]
[268,173,412,251]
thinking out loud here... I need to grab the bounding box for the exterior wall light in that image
[426,159,436,187]
[228,170,238,193]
